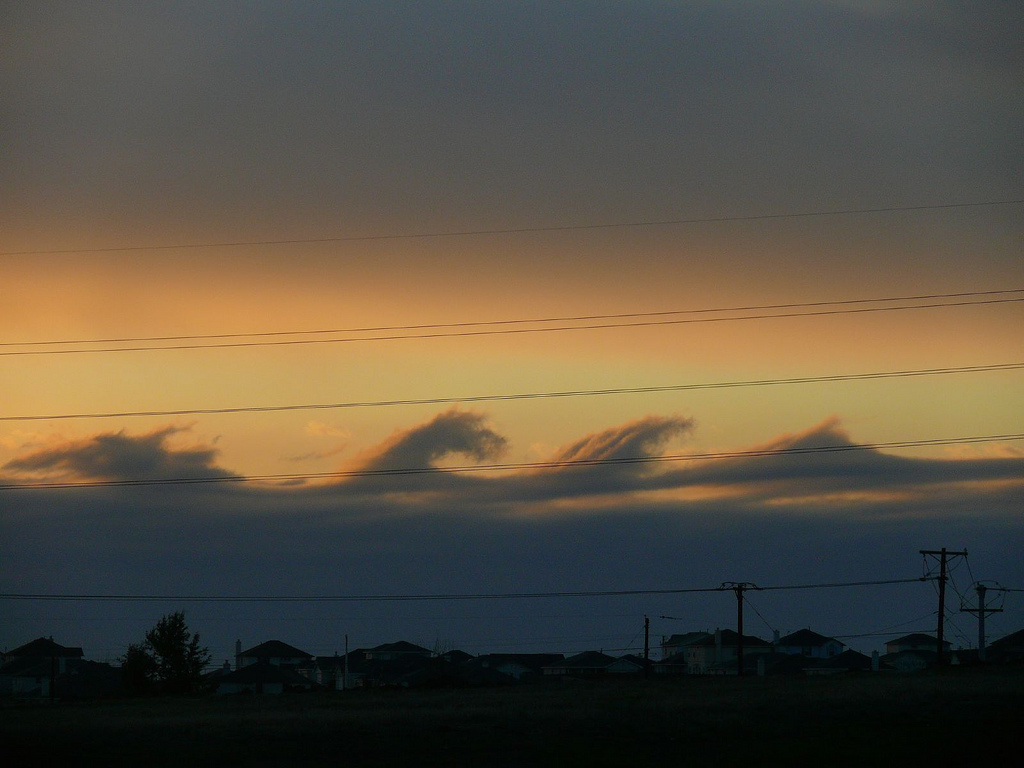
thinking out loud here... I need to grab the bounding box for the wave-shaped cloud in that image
[346,408,508,473]
[547,415,695,464]
[1,425,233,482]
[3,414,1022,520]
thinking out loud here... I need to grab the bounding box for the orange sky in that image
[2,3,1022,660]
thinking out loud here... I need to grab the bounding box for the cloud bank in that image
[2,411,1021,659]
[2,425,231,482]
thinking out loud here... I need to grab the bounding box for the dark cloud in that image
[657,418,1024,502]
[2,413,1022,659]
[3,415,1021,516]
[547,415,694,464]
[342,408,507,477]
[2,425,233,482]
[496,415,697,502]
[329,412,1024,513]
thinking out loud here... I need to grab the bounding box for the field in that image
[4,667,1021,767]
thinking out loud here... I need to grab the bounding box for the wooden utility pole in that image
[735,586,744,676]
[961,583,1002,662]
[344,634,349,691]
[722,583,756,676]
[643,616,650,679]
[920,548,968,664]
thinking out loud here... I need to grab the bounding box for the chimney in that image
[773,629,780,646]
[871,650,879,672]
[235,639,242,670]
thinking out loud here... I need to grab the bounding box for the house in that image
[312,654,346,689]
[465,653,564,683]
[363,641,432,662]
[885,634,951,655]
[681,629,772,674]
[0,637,84,699]
[215,661,323,695]
[2,637,84,672]
[543,651,616,677]
[986,628,1024,664]
[310,642,447,689]
[775,629,845,659]
[1,638,117,700]
[312,648,374,688]
[606,654,647,675]
[881,649,937,673]
[57,659,122,699]
[661,632,711,659]
[439,649,474,665]
[236,639,314,671]
[652,651,689,676]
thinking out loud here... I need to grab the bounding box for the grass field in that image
[3,667,1021,766]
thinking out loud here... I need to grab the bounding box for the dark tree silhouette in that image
[121,611,211,695]
[120,642,158,695]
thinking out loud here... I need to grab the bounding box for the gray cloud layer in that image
[5,2,1021,240]
[2,411,1021,658]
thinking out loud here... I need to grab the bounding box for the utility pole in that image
[961,583,1002,662]
[920,548,968,665]
[722,583,756,676]
[643,616,650,680]
[344,634,349,691]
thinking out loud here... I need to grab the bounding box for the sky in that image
[2,1,1022,664]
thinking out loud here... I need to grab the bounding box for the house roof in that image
[663,632,711,647]
[367,641,432,655]
[239,640,313,660]
[777,629,843,648]
[989,628,1024,649]
[616,654,647,666]
[5,637,84,659]
[887,633,950,648]
[547,651,616,670]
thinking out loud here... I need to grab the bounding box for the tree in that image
[120,642,158,695]
[121,611,211,695]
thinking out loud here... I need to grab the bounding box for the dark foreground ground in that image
[3,667,1021,767]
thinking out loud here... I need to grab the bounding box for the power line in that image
[756,578,931,592]
[5,199,1021,257]
[742,595,778,635]
[832,610,939,640]
[832,630,935,639]
[5,289,1020,349]
[2,433,1020,490]
[3,296,1022,357]
[4,362,1020,423]
[0,577,934,603]
[0,587,724,603]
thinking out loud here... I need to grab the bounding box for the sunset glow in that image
[2,3,1021,666]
